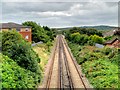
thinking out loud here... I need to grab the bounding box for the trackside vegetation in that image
[1,21,56,88]
[68,43,118,88]
[65,27,119,88]
[1,54,40,88]
[2,31,42,88]
[2,31,41,73]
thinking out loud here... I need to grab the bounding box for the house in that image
[0,22,32,42]
[114,30,120,39]
[103,30,115,37]
[104,38,120,48]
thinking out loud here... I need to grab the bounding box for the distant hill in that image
[80,25,116,30]
[54,25,116,31]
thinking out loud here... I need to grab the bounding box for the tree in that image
[71,32,80,43]
[22,21,47,43]
[90,35,104,44]
[43,26,55,40]
[69,27,103,36]
[2,30,41,74]
[69,27,79,34]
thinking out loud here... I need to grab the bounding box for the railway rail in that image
[43,35,92,89]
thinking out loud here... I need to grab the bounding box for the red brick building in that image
[0,22,32,42]
[104,38,120,48]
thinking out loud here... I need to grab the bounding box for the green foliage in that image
[1,54,41,88]
[69,32,104,46]
[70,33,89,45]
[43,26,55,40]
[22,21,55,43]
[22,21,46,42]
[0,53,1,89]
[101,47,113,55]
[69,27,79,33]
[2,31,41,74]
[69,27,103,36]
[0,32,2,51]
[65,27,105,46]
[87,40,95,46]
[89,35,104,44]
[82,59,118,88]
[70,32,80,43]
[104,36,113,41]
[46,40,53,52]
[68,43,119,88]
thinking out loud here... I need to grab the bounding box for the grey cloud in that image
[2,2,118,27]
[2,2,73,14]
[2,0,120,2]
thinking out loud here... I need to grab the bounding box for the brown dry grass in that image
[33,44,50,71]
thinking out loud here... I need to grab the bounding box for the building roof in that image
[114,30,120,35]
[0,22,31,29]
[103,30,115,37]
[104,38,120,45]
[95,43,104,48]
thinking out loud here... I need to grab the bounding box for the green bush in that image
[82,59,118,88]
[0,32,2,52]
[68,42,119,88]
[70,33,89,45]
[1,54,40,88]
[101,47,113,55]
[68,32,104,46]
[2,31,41,74]
[89,35,104,44]
[43,26,55,41]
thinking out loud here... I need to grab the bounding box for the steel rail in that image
[61,35,88,90]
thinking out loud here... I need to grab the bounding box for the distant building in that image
[114,30,120,39]
[95,43,104,48]
[0,22,32,42]
[104,38,120,48]
[103,30,115,37]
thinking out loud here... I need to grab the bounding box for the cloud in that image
[2,2,72,14]
[2,0,120,2]
[2,2,118,27]
[36,11,72,17]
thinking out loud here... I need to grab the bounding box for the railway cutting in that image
[42,35,92,90]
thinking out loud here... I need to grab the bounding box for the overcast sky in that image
[1,0,119,28]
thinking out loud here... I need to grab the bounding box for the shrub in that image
[90,35,104,44]
[101,47,112,55]
[68,42,118,88]
[2,31,41,74]
[1,54,40,88]
[82,59,118,88]
[70,32,80,44]
[70,33,89,45]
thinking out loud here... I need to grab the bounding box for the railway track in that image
[43,35,91,89]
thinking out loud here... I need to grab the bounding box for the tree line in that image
[63,27,104,46]
[22,21,56,43]
[1,21,56,88]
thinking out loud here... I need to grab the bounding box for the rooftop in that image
[0,22,31,29]
[114,30,120,35]
[104,38,120,44]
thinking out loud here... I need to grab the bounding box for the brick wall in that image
[19,31,32,42]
